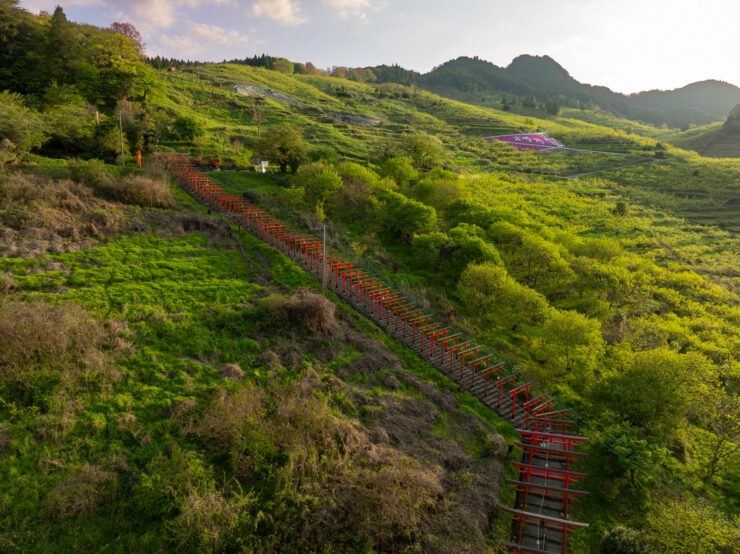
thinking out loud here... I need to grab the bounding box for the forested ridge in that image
[0,2,738,552]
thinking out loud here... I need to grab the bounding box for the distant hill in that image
[630,80,740,121]
[369,55,740,130]
[679,104,740,157]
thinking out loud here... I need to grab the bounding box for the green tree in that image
[173,116,205,141]
[379,190,436,242]
[595,349,711,442]
[545,100,561,116]
[413,224,502,283]
[331,161,385,221]
[379,156,419,190]
[489,221,574,292]
[411,168,466,210]
[110,21,145,55]
[0,91,46,168]
[458,262,550,330]
[296,162,342,208]
[646,498,738,553]
[79,31,146,107]
[699,392,740,479]
[308,145,338,164]
[403,133,446,171]
[258,124,309,173]
[537,309,605,385]
[47,6,79,83]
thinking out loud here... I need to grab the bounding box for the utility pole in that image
[118,111,125,166]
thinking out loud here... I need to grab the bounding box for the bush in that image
[0,301,106,377]
[260,289,337,336]
[71,159,174,207]
[458,262,550,330]
[173,115,205,141]
[379,190,436,242]
[46,463,118,519]
[0,272,17,296]
[600,526,652,553]
[113,175,175,208]
[70,158,115,190]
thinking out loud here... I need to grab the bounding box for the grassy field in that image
[0,161,531,551]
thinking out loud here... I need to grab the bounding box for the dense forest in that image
[0,1,738,552]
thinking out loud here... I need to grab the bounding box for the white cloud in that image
[251,0,305,25]
[189,22,248,45]
[155,20,247,56]
[321,0,373,19]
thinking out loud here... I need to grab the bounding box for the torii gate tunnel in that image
[159,153,590,553]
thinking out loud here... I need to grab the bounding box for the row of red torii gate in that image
[161,152,590,554]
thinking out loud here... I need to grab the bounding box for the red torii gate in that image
[398,309,424,337]
[508,478,588,519]
[427,327,450,357]
[511,461,587,492]
[445,340,472,372]
[376,293,398,318]
[495,372,519,406]
[522,395,547,428]
[516,429,589,453]
[481,362,505,395]
[436,333,462,361]
[340,269,363,291]
[500,507,588,554]
[509,381,533,417]
[393,304,416,331]
[456,345,481,378]
[418,321,441,351]
[514,441,586,471]
[361,282,385,306]
[407,313,432,341]
[353,278,377,303]
[382,297,407,325]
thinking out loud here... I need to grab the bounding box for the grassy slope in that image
[155,63,739,237]
[0,162,524,551]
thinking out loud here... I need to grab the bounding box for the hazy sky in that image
[20,0,739,94]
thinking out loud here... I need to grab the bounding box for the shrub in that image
[114,175,175,208]
[379,190,437,242]
[0,301,110,397]
[0,272,17,296]
[600,526,651,553]
[69,158,115,190]
[46,463,118,519]
[71,159,174,207]
[173,115,205,141]
[458,262,550,330]
[260,289,337,336]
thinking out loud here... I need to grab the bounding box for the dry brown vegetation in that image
[45,463,118,519]
[0,171,125,256]
[260,288,338,336]
[70,159,175,208]
[166,289,506,552]
[0,301,122,401]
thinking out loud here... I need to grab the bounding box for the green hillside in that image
[368,55,740,129]
[672,104,740,158]
[1,3,739,553]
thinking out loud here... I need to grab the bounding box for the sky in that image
[19,0,740,94]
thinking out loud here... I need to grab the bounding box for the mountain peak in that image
[506,54,572,81]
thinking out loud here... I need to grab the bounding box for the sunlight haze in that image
[19,0,739,93]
